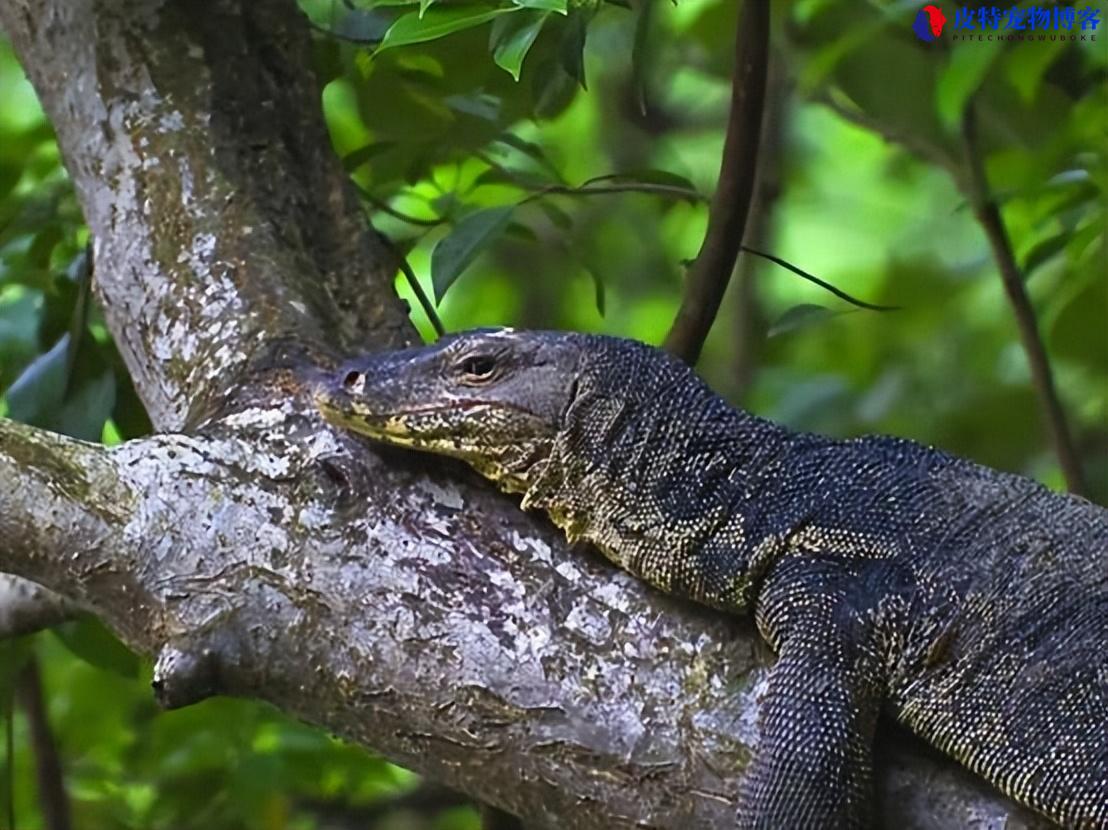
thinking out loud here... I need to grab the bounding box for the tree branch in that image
[0,578,77,639]
[0,420,137,626]
[960,105,1086,496]
[0,0,412,432]
[732,51,788,401]
[663,0,771,365]
[0,1,1053,826]
[17,657,72,830]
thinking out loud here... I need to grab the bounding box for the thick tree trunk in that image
[0,1,1051,827]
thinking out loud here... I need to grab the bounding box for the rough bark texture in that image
[0,1,1052,827]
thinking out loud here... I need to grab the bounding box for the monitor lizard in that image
[314,327,1108,829]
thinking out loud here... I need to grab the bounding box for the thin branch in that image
[4,696,13,830]
[664,0,772,365]
[0,578,77,639]
[355,186,445,228]
[960,105,1086,496]
[732,50,788,400]
[740,246,897,311]
[0,419,132,610]
[16,658,71,830]
[370,230,446,338]
[395,249,447,339]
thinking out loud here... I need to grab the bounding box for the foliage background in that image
[0,0,1104,827]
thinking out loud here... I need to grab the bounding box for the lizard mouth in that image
[314,390,498,446]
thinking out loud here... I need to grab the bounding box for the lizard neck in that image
[522,354,793,611]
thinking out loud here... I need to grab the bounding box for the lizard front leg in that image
[738,569,890,829]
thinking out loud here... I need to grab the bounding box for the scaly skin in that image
[315,328,1108,829]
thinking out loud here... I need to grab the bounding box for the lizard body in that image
[315,328,1108,829]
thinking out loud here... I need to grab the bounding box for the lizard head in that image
[314,328,582,489]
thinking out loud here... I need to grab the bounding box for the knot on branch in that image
[152,637,231,709]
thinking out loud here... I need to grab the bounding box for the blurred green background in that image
[0,0,1105,827]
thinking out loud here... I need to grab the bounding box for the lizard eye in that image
[458,354,497,382]
[342,370,365,393]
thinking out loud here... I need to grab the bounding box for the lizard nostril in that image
[342,370,364,391]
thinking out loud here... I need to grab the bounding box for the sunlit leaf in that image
[431,206,514,302]
[514,0,567,12]
[1003,39,1067,104]
[935,45,1002,129]
[377,6,518,52]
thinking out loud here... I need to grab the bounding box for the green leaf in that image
[420,0,437,16]
[494,133,565,183]
[443,92,502,122]
[559,7,591,89]
[513,0,567,12]
[55,371,116,442]
[342,142,397,172]
[585,264,605,316]
[377,6,518,52]
[431,206,514,302]
[1003,38,1067,104]
[585,169,701,200]
[4,334,68,421]
[491,11,549,81]
[1021,233,1068,278]
[630,0,656,116]
[768,304,839,337]
[537,200,572,229]
[935,46,1002,129]
[505,221,538,242]
[53,617,141,678]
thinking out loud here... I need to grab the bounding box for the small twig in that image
[370,231,445,339]
[960,105,1086,495]
[0,578,77,639]
[740,246,897,311]
[663,0,771,365]
[355,185,444,228]
[732,50,788,400]
[17,658,71,830]
[395,252,446,338]
[4,694,12,830]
